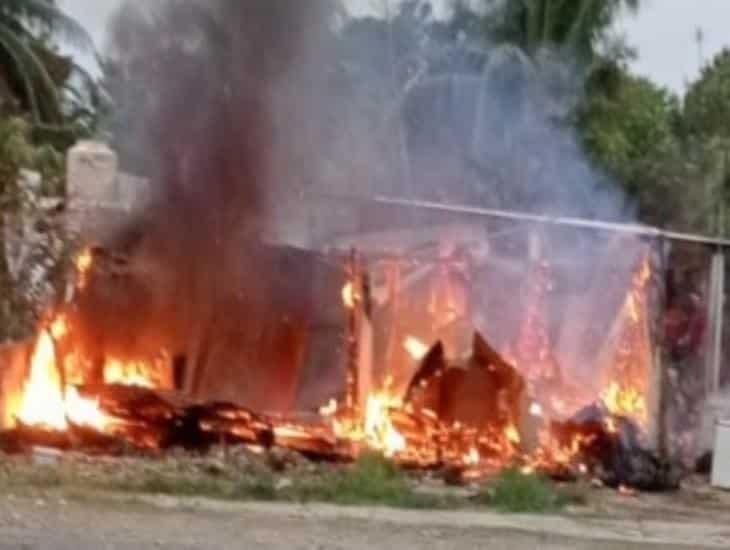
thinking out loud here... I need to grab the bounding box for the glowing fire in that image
[323,382,407,459]
[599,256,653,427]
[4,240,657,492]
[601,381,647,423]
[75,248,93,291]
[505,424,521,445]
[50,315,68,340]
[65,387,109,431]
[15,328,112,431]
[403,336,429,361]
[363,391,406,457]
[342,282,356,309]
[463,447,480,466]
[104,359,159,389]
[16,329,68,430]
[12,308,159,430]
[512,260,560,384]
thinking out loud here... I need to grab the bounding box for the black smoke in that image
[95,1,342,409]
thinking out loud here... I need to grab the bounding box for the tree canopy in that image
[485,0,640,62]
[0,0,93,126]
[684,49,730,141]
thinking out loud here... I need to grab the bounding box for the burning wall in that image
[0,205,684,492]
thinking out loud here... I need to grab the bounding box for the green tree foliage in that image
[581,73,679,187]
[485,0,640,63]
[680,49,730,235]
[0,2,95,340]
[684,49,730,141]
[0,0,93,126]
[0,117,66,341]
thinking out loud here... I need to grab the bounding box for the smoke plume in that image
[98,1,644,408]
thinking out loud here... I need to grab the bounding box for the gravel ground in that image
[0,492,728,550]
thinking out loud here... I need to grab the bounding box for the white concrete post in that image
[66,141,119,238]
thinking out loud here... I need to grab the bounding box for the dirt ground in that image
[1,490,729,550]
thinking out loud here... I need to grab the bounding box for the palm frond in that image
[1,0,94,51]
[565,0,597,53]
[0,22,41,121]
[0,21,61,123]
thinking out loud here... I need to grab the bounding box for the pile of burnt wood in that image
[0,332,680,491]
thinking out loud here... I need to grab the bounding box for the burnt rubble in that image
[0,329,683,493]
[551,404,681,492]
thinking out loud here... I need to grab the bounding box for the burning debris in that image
[0,239,679,494]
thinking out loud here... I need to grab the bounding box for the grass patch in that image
[476,469,585,513]
[0,454,449,509]
[102,469,280,502]
[286,453,446,509]
[0,456,585,513]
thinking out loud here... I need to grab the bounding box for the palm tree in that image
[0,0,93,125]
[486,0,640,63]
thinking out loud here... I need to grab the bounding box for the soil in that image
[0,488,729,550]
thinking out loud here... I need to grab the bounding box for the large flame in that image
[323,380,407,459]
[16,329,68,430]
[15,326,114,431]
[363,390,406,457]
[6,243,657,485]
[65,387,109,431]
[600,256,653,427]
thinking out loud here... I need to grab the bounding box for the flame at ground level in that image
[16,329,67,430]
[3,248,657,488]
[11,320,163,433]
[323,385,407,458]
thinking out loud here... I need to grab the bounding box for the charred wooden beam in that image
[3,422,71,451]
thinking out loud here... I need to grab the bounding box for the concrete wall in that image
[66,141,151,243]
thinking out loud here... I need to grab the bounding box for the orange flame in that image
[599,255,653,428]
[65,387,110,431]
[505,424,521,445]
[463,447,480,466]
[325,380,407,459]
[403,336,429,361]
[16,329,67,430]
[12,309,163,432]
[15,326,112,431]
[342,282,355,309]
[363,390,406,457]
[104,359,159,388]
[75,248,93,290]
[601,381,647,423]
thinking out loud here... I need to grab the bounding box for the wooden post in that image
[345,249,373,415]
[383,259,402,382]
[652,238,671,457]
[345,250,359,412]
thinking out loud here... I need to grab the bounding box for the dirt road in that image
[0,493,727,550]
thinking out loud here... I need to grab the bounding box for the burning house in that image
[0,148,721,491]
[0,0,728,495]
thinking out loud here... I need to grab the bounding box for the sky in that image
[59,0,730,96]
